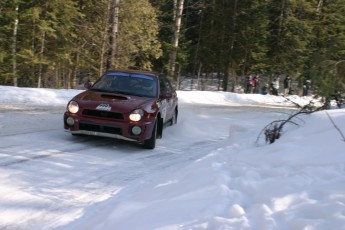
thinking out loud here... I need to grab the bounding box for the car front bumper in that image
[63,112,154,141]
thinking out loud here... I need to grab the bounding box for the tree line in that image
[0,0,345,99]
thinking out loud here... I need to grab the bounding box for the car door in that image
[159,77,176,123]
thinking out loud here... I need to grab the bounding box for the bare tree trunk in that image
[176,63,181,90]
[316,0,323,12]
[168,0,184,81]
[12,5,19,87]
[191,10,203,90]
[99,42,106,76]
[99,0,112,76]
[224,0,238,92]
[55,66,59,88]
[173,0,177,20]
[222,65,229,91]
[278,0,286,37]
[72,52,80,88]
[37,31,45,88]
[62,64,66,88]
[67,69,71,89]
[196,62,202,90]
[108,0,120,69]
[217,72,221,91]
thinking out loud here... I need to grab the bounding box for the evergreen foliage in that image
[304,0,345,99]
[0,0,344,99]
[116,0,162,71]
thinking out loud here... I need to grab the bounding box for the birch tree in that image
[108,0,120,69]
[167,0,184,81]
[12,5,19,87]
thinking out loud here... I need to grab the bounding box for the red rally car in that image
[64,69,178,149]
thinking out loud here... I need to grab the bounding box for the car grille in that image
[82,109,124,120]
[79,121,122,135]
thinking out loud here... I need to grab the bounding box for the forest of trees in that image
[1,0,345,99]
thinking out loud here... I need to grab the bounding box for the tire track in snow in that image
[0,135,115,167]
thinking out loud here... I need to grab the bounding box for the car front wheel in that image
[143,120,157,149]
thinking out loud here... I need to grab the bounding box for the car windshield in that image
[91,72,158,98]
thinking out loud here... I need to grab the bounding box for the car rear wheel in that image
[143,120,157,149]
[170,109,177,126]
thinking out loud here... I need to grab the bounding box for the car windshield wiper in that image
[90,88,151,97]
[90,88,120,94]
[89,88,104,92]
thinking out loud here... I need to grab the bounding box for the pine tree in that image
[116,0,162,70]
[306,0,345,99]
[15,0,81,87]
[266,0,314,76]
[75,0,162,82]
[0,0,21,85]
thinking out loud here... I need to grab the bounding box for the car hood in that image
[73,90,155,113]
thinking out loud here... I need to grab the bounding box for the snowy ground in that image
[0,85,344,230]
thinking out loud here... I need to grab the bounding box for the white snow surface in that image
[0,85,344,230]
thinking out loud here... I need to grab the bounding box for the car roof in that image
[106,69,161,78]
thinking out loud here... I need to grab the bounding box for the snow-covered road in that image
[0,103,286,230]
[2,87,344,230]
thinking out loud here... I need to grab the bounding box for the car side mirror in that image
[160,92,172,99]
[84,82,93,89]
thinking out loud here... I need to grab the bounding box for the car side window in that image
[160,78,173,95]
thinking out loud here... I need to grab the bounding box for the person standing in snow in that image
[303,79,311,96]
[271,77,280,96]
[259,83,269,95]
[283,75,292,96]
[252,75,260,93]
[245,75,254,93]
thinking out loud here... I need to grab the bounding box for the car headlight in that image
[129,109,144,121]
[67,101,79,114]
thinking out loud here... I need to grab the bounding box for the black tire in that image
[170,109,177,126]
[72,133,83,137]
[143,120,157,149]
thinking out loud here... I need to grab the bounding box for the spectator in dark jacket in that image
[283,75,292,96]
